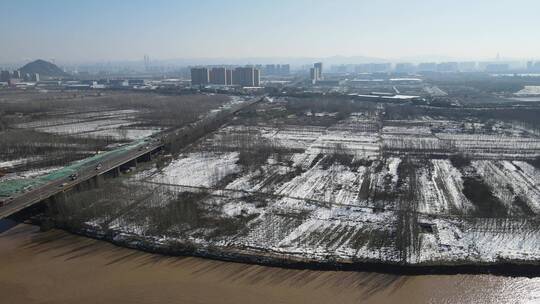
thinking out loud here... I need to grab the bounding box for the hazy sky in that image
[1,0,540,63]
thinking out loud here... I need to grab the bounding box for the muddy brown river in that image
[1,222,540,304]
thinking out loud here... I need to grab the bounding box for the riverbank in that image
[59,222,540,278]
[2,223,540,304]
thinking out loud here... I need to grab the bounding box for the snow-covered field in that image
[424,86,448,97]
[515,86,540,96]
[50,104,540,267]
[85,127,162,140]
[381,119,540,158]
[473,160,540,213]
[417,160,473,215]
[0,166,62,183]
[151,152,240,188]
[14,109,164,140]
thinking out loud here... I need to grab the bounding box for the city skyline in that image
[1,0,540,64]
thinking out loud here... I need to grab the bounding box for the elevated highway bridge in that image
[0,95,265,219]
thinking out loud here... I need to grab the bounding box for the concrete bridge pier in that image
[137,152,153,162]
[76,177,96,192]
[40,192,68,231]
[92,174,103,187]
[120,159,137,172]
[106,167,121,178]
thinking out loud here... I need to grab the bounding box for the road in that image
[0,95,264,219]
[0,139,162,219]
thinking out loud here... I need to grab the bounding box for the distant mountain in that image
[19,59,69,77]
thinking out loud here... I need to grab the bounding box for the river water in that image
[1,222,540,304]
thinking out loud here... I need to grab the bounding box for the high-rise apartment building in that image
[232,67,260,87]
[437,62,459,73]
[395,63,415,73]
[253,68,260,86]
[354,63,392,73]
[190,67,209,86]
[417,62,437,72]
[209,67,230,85]
[310,62,324,83]
[12,70,21,79]
[226,69,233,85]
[314,62,323,79]
[263,64,290,76]
[0,70,10,82]
[265,64,276,75]
[144,55,150,71]
[310,67,320,83]
[280,64,290,75]
[458,62,477,72]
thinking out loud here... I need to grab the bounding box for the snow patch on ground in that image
[152,152,240,188]
[515,86,540,96]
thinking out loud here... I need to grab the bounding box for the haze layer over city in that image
[2,1,540,304]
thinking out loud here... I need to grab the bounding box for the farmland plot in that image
[44,97,540,267]
[0,91,229,177]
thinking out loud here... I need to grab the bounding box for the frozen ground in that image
[85,127,162,141]
[49,102,540,267]
[71,147,540,265]
[515,86,540,96]
[0,166,63,183]
[151,152,240,188]
[14,108,163,140]
[1,92,233,179]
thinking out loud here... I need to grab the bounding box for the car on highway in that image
[69,173,78,181]
[95,163,102,170]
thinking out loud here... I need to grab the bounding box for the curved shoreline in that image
[58,224,540,278]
